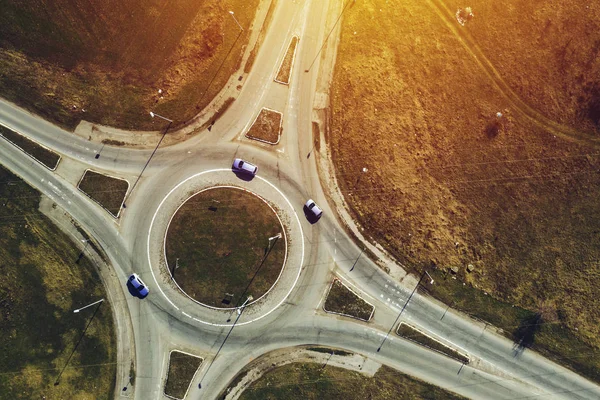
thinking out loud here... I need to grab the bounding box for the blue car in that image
[128,273,149,299]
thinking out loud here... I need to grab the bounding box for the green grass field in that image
[78,170,128,217]
[165,187,285,308]
[0,165,116,399]
[238,363,466,400]
[0,0,260,130]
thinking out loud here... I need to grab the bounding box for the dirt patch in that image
[245,108,283,144]
[164,351,203,400]
[397,323,469,364]
[0,124,60,169]
[0,0,260,130]
[236,363,466,400]
[323,279,374,321]
[275,36,299,85]
[165,187,286,308]
[77,170,129,218]
[0,165,116,399]
[328,0,600,379]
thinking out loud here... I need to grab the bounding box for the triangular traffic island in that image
[77,169,129,218]
[275,36,299,85]
[164,351,203,400]
[323,278,375,321]
[245,107,283,145]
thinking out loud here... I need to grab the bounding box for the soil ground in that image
[0,0,260,130]
[323,279,373,321]
[0,125,60,169]
[238,363,466,400]
[78,170,129,218]
[164,351,202,399]
[275,36,298,84]
[0,166,116,399]
[328,0,600,379]
[246,108,282,144]
[165,187,285,308]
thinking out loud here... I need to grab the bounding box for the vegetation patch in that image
[0,165,116,399]
[245,108,282,144]
[237,363,466,400]
[77,170,129,218]
[275,36,299,85]
[397,323,469,364]
[323,279,374,321]
[164,351,203,400]
[426,268,600,382]
[0,124,60,169]
[244,0,278,74]
[0,0,260,130]
[165,187,286,308]
[305,347,353,357]
[329,0,600,380]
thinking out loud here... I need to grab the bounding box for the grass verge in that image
[323,279,374,321]
[275,36,298,84]
[397,323,469,364]
[305,347,353,357]
[237,363,466,400]
[0,124,60,169]
[165,187,286,308]
[77,170,129,218]
[245,108,282,144]
[164,351,203,400]
[0,165,116,399]
[426,268,600,382]
[244,0,278,74]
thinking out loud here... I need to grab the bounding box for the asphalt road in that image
[1,0,600,399]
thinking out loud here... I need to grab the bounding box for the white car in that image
[128,273,149,298]
[232,158,258,176]
[305,199,323,219]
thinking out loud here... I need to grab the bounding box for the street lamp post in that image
[376,270,433,353]
[199,295,253,390]
[305,0,355,73]
[55,299,104,385]
[228,11,244,31]
[122,112,172,208]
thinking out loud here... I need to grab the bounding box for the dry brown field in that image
[329,0,600,376]
[0,0,260,130]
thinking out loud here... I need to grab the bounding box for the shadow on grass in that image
[513,313,543,356]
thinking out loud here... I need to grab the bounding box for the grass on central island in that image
[165,187,285,308]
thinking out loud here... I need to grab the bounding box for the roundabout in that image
[164,186,287,308]
[146,169,305,326]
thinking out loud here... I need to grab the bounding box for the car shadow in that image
[233,171,255,182]
[303,205,322,224]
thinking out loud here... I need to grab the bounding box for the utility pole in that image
[377,271,433,352]
[349,247,365,272]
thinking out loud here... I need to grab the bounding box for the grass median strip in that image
[77,170,129,218]
[0,124,60,169]
[397,323,469,364]
[323,279,374,321]
[237,363,467,400]
[0,165,116,399]
[275,36,298,85]
[164,351,203,400]
[245,108,282,144]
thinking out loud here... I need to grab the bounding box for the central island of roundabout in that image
[146,169,305,327]
[165,187,286,308]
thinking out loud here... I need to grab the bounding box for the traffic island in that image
[164,186,286,308]
[245,108,283,144]
[164,351,203,400]
[323,278,374,321]
[0,124,60,170]
[397,323,469,364]
[274,36,299,85]
[77,170,129,218]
